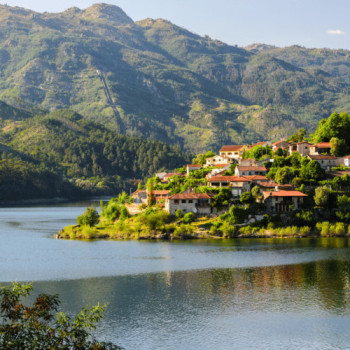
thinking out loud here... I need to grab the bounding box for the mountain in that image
[0,3,349,153]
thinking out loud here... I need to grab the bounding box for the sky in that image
[1,0,349,50]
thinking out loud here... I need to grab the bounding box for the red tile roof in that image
[313,142,331,148]
[208,176,250,182]
[242,175,269,181]
[309,155,336,160]
[252,141,269,147]
[150,190,171,195]
[237,166,267,171]
[187,164,201,168]
[220,145,244,152]
[257,182,279,188]
[213,164,230,168]
[344,156,350,159]
[169,189,212,200]
[263,190,307,198]
[162,172,183,178]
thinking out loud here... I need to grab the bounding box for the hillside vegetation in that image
[0,4,348,153]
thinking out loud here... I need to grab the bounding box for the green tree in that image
[77,207,100,227]
[300,161,326,182]
[275,167,292,184]
[330,137,346,157]
[183,212,195,224]
[0,282,122,349]
[336,195,350,222]
[288,128,306,142]
[240,192,255,205]
[314,186,331,208]
[251,186,261,199]
[175,209,183,219]
[228,205,248,224]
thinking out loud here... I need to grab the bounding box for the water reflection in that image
[32,258,350,350]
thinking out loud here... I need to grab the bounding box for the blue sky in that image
[1,0,349,49]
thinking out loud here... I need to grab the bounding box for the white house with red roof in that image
[235,166,267,177]
[310,142,332,155]
[288,141,312,156]
[186,164,201,175]
[308,155,338,169]
[205,155,233,167]
[165,189,213,215]
[343,156,350,167]
[271,140,289,151]
[219,145,247,160]
[207,175,251,196]
[262,190,307,212]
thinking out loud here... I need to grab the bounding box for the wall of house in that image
[166,199,212,215]
[265,196,303,212]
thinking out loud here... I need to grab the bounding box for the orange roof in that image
[258,182,278,188]
[242,175,269,181]
[208,176,250,182]
[163,172,182,178]
[263,190,307,199]
[150,190,171,195]
[237,166,267,171]
[220,145,244,152]
[309,155,336,160]
[214,164,230,168]
[169,189,212,200]
[344,156,350,159]
[187,164,201,168]
[252,141,269,147]
[313,142,331,148]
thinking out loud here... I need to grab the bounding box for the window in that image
[182,200,186,203]
[189,200,193,203]
[174,200,179,204]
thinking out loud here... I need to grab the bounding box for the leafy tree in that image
[228,205,248,224]
[275,167,292,184]
[175,209,183,219]
[183,212,195,224]
[211,189,232,210]
[251,186,261,199]
[314,186,331,208]
[336,195,350,222]
[288,128,306,142]
[330,137,346,157]
[137,182,143,190]
[0,282,122,349]
[300,161,326,182]
[119,205,130,221]
[192,151,215,166]
[77,208,100,227]
[240,192,255,205]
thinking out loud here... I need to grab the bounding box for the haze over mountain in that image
[0,3,349,153]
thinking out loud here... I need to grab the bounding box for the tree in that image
[314,186,331,208]
[240,192,255,205]
[275,167,292,184]
[288,128,306,142]
[0,282,122,349]
[228,205,248,224]
[77,207,100,227]
[330,137,346,157]
[336,195,350,222]
[175,209,183,219]
[300,161,326,182]
[183,212,195,224]
[251,186,261,199]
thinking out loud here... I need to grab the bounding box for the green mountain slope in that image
[0,4,349,153]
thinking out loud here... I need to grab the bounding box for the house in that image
[288,142,312,156]
[262,190,307,212]
[205,155,233,167]
[256,182,293,191]
[251,141,271,148]
[309,142,332,155]
[308,155,337,169]
[239,158,256,166]
[242,175,270,183]
[207,176,250,196]
[206,164,231,178]
[161,172,183,184]
[131,189,147,204]
[148,190,171,205]
[186,164,201,175]
[344,156,350,167]
[219,145,247,160]
[235,166,267,177]
[272,140,289,152]
[155,172,167,180]
[165,189,213,215]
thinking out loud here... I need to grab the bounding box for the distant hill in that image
[0,3,349,153]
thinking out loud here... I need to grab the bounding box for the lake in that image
[1,200,350,349]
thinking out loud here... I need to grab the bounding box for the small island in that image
[58,112,350,240]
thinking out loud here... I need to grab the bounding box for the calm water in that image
[1,201,350,349]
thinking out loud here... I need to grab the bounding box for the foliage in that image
[77,208,100,227]
[175,209,183,219]
[336,195,350,222]
[314,186,331,208]
[288,128,306,142]
[211,188,232,209]
[0,282,122,349]
[182,212,195,224]
[240,192,255,205]
[192,151,215,166]
[330,137,346,157]
[227,205,249,224]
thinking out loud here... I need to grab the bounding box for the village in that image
[131,139,350,218]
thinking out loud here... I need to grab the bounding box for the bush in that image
[220,221,236,238]
[183,212,195,224]
[173,224,194,238]
[119,205,130,221]
[175,209,183,219]
[102,202,120,222]
[0,282,122,349]
[77,207,100,227]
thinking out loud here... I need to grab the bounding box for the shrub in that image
[173,224,194,238]
[220,221,236,238]
[81,225,98,239]
[102,202,120,222]
[77,207,100,227]
[183,212,195,224]
[119,205,130,221]
[335,222,345,236]
[175,209,183,219]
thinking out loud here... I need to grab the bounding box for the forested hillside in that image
[0,4,348,153]
[0,109,191,200]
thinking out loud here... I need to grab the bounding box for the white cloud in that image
[327,29,346,35]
